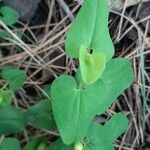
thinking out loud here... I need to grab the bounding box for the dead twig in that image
[56,0,74,20]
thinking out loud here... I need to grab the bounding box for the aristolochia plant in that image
[0,0,133,149]
[50,0,133,149]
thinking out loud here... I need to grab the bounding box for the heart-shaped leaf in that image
[79,45,106,84]
[0,106,27,135]
[27,100,56,130]
[51,75,106,145]
[65,0,114,60]
[1,66,27,91]
[51,58,133,145]
[0,138,21,150]
[0,6,19,25]
[0,89,12,107]
[85,113,128,150]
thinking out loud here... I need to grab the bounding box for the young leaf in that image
[27,100,56,130]
[51,75,107,144]
[0,6,19,25]
[0,138,21,150]
[23,138,46,150]
[0,89,12,107]
[85,113,128,150]
[51,58,133,145]
[46,138,73,150]
[1,66,27,91]
[79,45,106,84]
[0,106,27,135]
[65,0,114,60]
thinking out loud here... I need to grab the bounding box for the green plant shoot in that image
[0,0,134,149]
[50,0,134,148]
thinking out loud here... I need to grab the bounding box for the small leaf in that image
[0,106,27,135]
[65,0,114,60]
[79,45,106,84]
[46,139,73,150]
[0,138,21,150]
[23,138,46,150]
[27,100,56,130]
[0,6,19,25]
[1,66,27,91]
[0,89,12,107]
[85,113,128,150]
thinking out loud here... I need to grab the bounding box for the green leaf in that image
[97,58,133,114]
[27,100,56,130]
[51,75,106,144]
[85,113,128,150]
[79,45,106,84]
[0,89,12,107]
[0,106,27,135]
[51,58,133,145]
[0,6,19,25]
[1,66,27,91]
[46,139,73,150]
[0,138,21,150]
[23,138,46,150]
[65,0,114,60]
